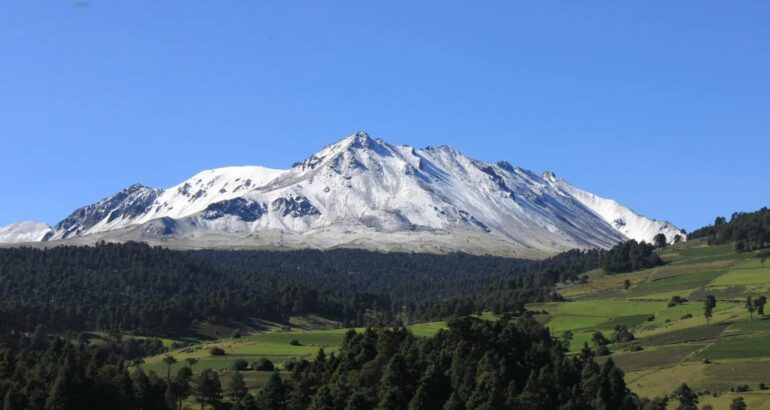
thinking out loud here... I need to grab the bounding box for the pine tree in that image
[131,367,152,410]
[196,368,222,410]
[704,295,717,325]
[186,357,198,374]
[754,296,767,316]
[162,355,177,381]
[378,354,409,410]
[672,383,698,410]
[173,366,193,410]
[730,397,747,410]
[164,383,178,410]
[308,385,334,410]
[346,393,370,410]
[258,370,286,410]
[227,372,248,401]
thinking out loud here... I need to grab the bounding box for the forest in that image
[0,242,612,335]
[688,207,770,251]
[0,315,663,410]
[0,237,678,409]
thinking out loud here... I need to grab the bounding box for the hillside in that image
[536,241,770,408]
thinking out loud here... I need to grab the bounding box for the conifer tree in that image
[227,372,248,401]
[704,295,717,325]
[258,371,286,410]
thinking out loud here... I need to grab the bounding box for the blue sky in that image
[1,1,768,231]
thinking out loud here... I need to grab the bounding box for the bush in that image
[232,329,242,339]
[733,384,750,392]
[759,382,767,390]
[231,359,249,371]
[209,347,226,356]
[289,339,302,346]
[628,345,644,352]
[681,313,693,320]
[646,315,655,322]
[669,295,687,306]
[612,325,635,343]
[254,357,275,371]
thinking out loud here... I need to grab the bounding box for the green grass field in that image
[534,243,770,404]
[140,320,447,378]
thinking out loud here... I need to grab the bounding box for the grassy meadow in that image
[543,242,770,407]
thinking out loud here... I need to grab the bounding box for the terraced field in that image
[544,243,770,407]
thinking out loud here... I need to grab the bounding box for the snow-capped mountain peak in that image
[0,132,684,255]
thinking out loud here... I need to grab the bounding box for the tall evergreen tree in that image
[227,372,248,401]
[258,371,286,410]
[704,295,717,325]
[196,368,222,410]
[672,383,698,410]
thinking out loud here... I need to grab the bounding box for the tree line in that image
[252,315,664,410]
[689,207,770,251]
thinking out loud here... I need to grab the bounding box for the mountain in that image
[0,132,684,256]
[0,221,53,243]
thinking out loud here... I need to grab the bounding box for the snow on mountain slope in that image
[546,172,683,244]
[0,132,685,254]
[0,221,53,243]
[47,166,284,240]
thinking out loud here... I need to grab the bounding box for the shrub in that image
[231,359,249,371]
[209,347,226,356]
[733,384,750,392]
[232,329,242,339]
[254,357,275,371]
[681,313,693,320]
[289,339,302,346]
[612,325,635,343]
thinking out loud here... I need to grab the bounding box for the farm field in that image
[538,243,770,404]
[139,320,447,381]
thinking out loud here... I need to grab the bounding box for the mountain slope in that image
[0,132,684,255]
[0,221,53,243]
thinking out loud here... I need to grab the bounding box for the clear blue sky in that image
[1,1,768,231]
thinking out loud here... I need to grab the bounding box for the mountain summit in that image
[0,132,684,256]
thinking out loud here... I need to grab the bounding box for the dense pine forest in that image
[240,316,656,410]
[0,243,610,335]
[0,243,391,334]
[187,248,603,304]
